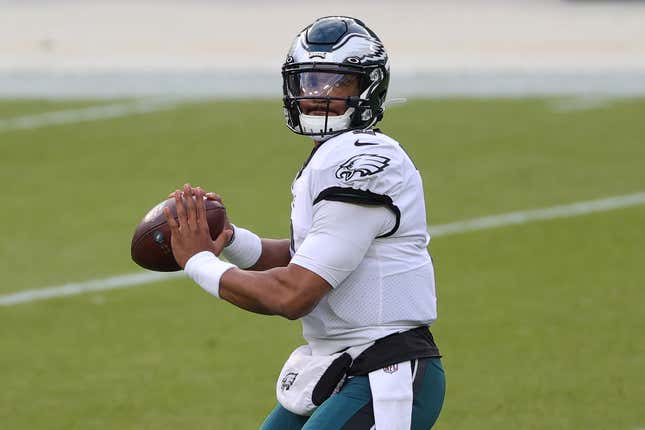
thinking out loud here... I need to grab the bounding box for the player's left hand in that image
[163,183,233,268]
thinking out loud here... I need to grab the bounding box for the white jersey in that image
[289,129,437,355]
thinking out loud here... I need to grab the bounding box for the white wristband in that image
[222,224,262,269]
[184,251,236,299]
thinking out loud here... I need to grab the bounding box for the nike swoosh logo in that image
[354,141,379,146]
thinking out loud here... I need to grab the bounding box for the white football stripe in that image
[0,98,182,133]
[548,96,616,113]
[0,272,185,306]
[431,192,645,237]
[1,191,644,306]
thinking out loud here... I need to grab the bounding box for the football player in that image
[165,16,445,430]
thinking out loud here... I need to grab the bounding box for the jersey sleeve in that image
[309,139,404,238]
[290,200,396,288]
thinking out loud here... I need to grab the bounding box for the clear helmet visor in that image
[286,71,361,116]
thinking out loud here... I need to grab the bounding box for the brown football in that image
[130,197,227,272]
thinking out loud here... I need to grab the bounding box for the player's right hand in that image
[202,192,234,244]
[167,187,221,202]
[167,187,234,244]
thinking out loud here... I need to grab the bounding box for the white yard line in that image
[1,191,644,307]
[0,98,183,133]
[0,272,185,306]
[431,192,645,237]
[548,96,617,113]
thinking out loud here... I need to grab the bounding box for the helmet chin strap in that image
[312,135,329,143]
[299,108,355,140]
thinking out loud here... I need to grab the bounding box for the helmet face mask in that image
[284,69,368,138]
[282,17,390,140]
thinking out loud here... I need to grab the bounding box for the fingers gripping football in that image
[167,187,232,232]
[162,183,230,268]
[205,192,223,203]
[167,188,222,203]
[131,188,230,272]
[183,184,198,229]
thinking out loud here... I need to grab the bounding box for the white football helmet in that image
[282,16,390,140]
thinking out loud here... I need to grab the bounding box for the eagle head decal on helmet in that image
[282,16,390,140]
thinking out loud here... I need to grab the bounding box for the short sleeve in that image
[290,200,396,288]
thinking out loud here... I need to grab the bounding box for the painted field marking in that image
[548,96,616,113]
[0,97,183,133]
[0,272,185,306]
[431,192,645,237]
[1,191,644,306]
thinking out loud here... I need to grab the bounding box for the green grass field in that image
[1,97,644,429]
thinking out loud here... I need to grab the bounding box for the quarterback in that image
[165,16,445,429]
